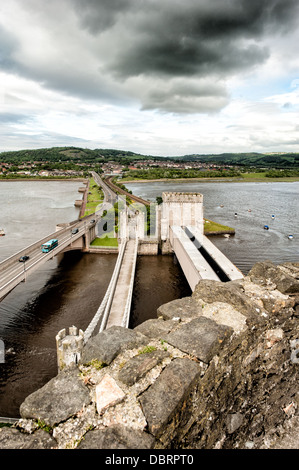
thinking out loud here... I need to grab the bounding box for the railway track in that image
[103,176,151,206]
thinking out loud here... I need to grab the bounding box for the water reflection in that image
[130,254,191,328]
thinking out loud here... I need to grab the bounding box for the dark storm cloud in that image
[74,0,299,80]
[2,0,299,114]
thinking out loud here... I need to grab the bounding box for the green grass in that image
[240,172,299,182]
[204,219,235,234]
[138,345,157,355]
[83,178,104,217]
[91,236,118,247]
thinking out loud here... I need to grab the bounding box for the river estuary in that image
[0,179,298,417]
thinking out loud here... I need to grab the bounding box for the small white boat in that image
[288,235,294,240]
[0,229,5,236]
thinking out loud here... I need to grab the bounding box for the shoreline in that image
[122,176,299,184]
[0,178,86,182]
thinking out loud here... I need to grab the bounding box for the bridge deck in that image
[105,238,137,329]
[169,225,243,291]
[185,226,244,282]
[170,226,220,290]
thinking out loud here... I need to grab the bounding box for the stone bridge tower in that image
[159,192,204,254]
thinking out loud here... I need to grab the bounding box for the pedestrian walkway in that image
[106,237,138,329]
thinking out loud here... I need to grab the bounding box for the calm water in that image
[0,181,83,261]
[125,180,299,273]
[0,181,189,417]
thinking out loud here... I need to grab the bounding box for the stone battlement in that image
[0,260,298,450]
[162,192,203,203]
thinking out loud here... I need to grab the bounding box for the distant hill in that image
[171,152,299,168]
[0,146,156,164]
[0,146,298,168]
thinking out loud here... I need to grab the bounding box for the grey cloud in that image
[77,0,297,79]
[0,113,28,124]
[140,79,229,114]
[0,25,19,70]
[2,0,299,115]
[0,128,90,153]
[69,0,297,112]
[73,0,133,34]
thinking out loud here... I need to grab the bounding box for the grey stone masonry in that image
[81,325,148,365]
[56,326,84,370]
[77,424,155,449]
[165,317,233,363]
[134,318,177,339]
[157,297,202,321]
[248,260,299,294]
[19,368,91,427]
[118,350,169,386]
[138,357,201,438]
[0,427,57,449]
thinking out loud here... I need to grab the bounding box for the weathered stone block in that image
[226,412,244,434]
[192,279,265,322]
[118,350,169,386]
[77,424,155,449]
[81,326,148,365]
[157,297,202,321]
[202,302,247,334]
[19,369,90,427]
[248,260,299,294]
[134,318,176,339]
[138,357,201,437]
[0,427,57,449]
[165,317,233,363]
[96,374,126,415]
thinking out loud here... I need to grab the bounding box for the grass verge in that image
[90,236,118,247]
[83,177,104,217]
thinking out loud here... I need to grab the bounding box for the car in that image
[71,228,79,234]
[90,219,96,224]
[19,255,29,262]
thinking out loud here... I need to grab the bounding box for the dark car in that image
[19,255,29,262]
[71,228,79,234]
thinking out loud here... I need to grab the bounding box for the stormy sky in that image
[1,0,299,155]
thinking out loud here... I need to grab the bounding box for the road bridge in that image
[0,213,101,301]
[0,172,122,301]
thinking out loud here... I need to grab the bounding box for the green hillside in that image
[1,146,299,169]
[173,152,299,168]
